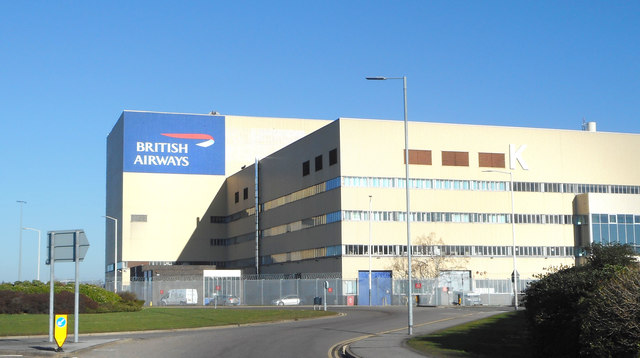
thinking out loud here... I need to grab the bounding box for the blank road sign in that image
[47,230,90,264]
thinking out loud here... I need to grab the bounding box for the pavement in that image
[0,335,118,357]
[343,308,505,358]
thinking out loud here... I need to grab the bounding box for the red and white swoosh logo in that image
[161,133,215,147]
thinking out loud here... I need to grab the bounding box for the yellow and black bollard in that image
[54,314,68,352]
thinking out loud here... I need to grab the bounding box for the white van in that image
[159,289,198,305]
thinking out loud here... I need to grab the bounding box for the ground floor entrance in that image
[358,270,392,306]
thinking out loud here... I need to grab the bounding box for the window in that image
[131,214,147,222]
[210,216,227,223]
[479,153,505,168]
[329,148,338,166]
[315,155,323,171]
[243,187,249,200]
[234,191,239,203]
[405,149,432,165]
[211,239,227,246]
[442,151,469,166]
[302,160,310,176]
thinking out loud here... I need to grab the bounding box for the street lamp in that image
[368,195,373,306]
[483,169,518,310]
[17,200,27,281]
[22,227,41,281]
[367,76,413,334]
[104,215,118,293]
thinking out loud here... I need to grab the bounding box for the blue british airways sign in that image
[123,112,225,175]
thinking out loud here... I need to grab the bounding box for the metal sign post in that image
[323,281,328,312]
[48,233,55,343]
[47,230,90,344]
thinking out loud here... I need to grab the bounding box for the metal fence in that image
[121,276,534,308]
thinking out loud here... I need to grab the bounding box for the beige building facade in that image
[106,111,640,288]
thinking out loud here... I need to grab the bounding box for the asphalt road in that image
[69,306,504,358]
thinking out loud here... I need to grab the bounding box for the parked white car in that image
[272,295,301,306]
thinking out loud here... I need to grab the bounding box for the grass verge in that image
[0,308,336,336]
[407,310,532,358]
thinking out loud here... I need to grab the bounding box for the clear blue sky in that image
[1,1,638,283]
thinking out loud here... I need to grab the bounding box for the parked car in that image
[209,295,240,306]
[272,295,301,306]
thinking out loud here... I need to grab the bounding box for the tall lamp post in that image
[22,227,41,281]
[104,215,118,293]
[17,200,27,281]
[368,195,373,306]
[483,169,518,310]
[367,76,413,334]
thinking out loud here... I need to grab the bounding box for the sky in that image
[0,1,638,283]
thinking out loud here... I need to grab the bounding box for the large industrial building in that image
[106,110,640,296]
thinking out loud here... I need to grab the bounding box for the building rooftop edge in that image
[336,117,639,136]
[118,111,637,136]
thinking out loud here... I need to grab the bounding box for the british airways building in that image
[106,110,640,299]
[105,111,330,287]
[123,111,225,175]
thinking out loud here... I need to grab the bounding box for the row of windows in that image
[214,241,573,271]
[210,232,256,247]
[263,177,340,211]
[303,148,338,176]
[343,176,506,191]
[262,245,341,265]
[262,211,341,238]
[212,210,583,249]
[343,175,640,195]
[212,211,583,248]
[343,210,584,225]
[213,177,340,225]
[592,214,640,224]
[215,175,639,227]
[211,207,255,224]
[217,245,342,269]
[344,244,575,257]
[592,214,640,248]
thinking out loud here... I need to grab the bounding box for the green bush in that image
[0,281,141,314]
[0,290,99,314]
[524,244,639,357]
[0,280,50,294]
[580,266,640,357]
[79,284,121,304]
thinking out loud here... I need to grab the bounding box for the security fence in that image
[122,275,534,308]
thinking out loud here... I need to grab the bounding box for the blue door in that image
[358,271,392,306]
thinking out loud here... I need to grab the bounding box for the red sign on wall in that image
[327,287,333,293]
[415,283,422,289]
[215,285,221,291]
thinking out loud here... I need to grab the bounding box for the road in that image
[77,306,504,358]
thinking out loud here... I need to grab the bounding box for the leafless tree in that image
[388,232,469,279]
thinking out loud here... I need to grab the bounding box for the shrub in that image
[0,291,23,314]
[54,291,100,314]
[580,266,640,357]
[524,244,639,357]
[19,293,49,314]
[0,290,100,314]
[79,284,121,304]
[0,282,141,314]
[524,265,607,357]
